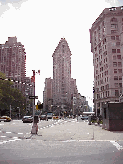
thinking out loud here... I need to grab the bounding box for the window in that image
[116,36,119,40]
[111,24,118,28]
[116,42,120,46]
[115,90,119,96]
[117,55,121,59]
[119,76,122,80]
[112,49,116,53]
[118,69,122,73]
[113,62,117,67]
[111,36,115,40]
[119,83,122,87]
[118,62,122,67]
[111,17,117,22]
[117,49,120,53]
[114,76,118,80]
[113,56,116,60]
[111,30,117,34]
[114,69,117,73]
[114,83,118,87]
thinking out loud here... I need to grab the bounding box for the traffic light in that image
[35,103,43,110]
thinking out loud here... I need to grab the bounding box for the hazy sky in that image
[0,0,122,107]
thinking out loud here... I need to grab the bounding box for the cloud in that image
[105,0,123,6]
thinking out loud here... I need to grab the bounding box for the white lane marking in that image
[0,124,4,126]
[6,132,11,134]
[18,133,23,134]
[0,136,6,137]
[13,137,18,139]
[8,140,16,142]
[110,141,123,151]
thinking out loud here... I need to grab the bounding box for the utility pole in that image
[10,105,11,118]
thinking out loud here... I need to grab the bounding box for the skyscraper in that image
[0,37,26,94]
[90,6,123,116]
[52,38,72,110]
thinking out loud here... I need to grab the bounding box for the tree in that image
[0,72,26,116]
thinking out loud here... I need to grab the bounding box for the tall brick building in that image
[0,37,26,94]
[90,6,123,116]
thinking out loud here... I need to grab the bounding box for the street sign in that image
[29,96,38,99]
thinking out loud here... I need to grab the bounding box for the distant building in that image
[43,78,53,111]
[43,38,89,114]
[90,6,123,116]
[52,38,72,110]
[0,37,26,94]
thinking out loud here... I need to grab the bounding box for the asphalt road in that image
[0,118,123,164]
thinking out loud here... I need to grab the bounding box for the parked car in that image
[22,116,33,123]
[39,115,48,121]
[81,115,88,120]
[0,116,11,122]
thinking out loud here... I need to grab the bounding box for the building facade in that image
[43,38,89,114]
[90,6,123,116]
[43,78,53,111]
[0,37,26,94]
[52,38,72,110]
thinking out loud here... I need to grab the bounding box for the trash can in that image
[88,115,91,125]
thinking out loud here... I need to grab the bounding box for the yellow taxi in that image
[52,116,59,120]
[0,116,12,122]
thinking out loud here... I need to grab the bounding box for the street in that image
[0,117,123,164]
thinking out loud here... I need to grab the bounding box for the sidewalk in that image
[25,119,123,141]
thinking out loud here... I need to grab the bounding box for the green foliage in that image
[0,72,26,115]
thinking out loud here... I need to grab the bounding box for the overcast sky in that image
[0,0,123,107]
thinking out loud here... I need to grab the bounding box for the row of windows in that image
[96,89,121,99]
[114,69,122,73]
[96,91,110,99]
[95,71,108,80]
[96,77,109,86]
[113,55,121,60]
[114,83,122,88]
[111,35,120,40]
[114,76,122,80]
[112,49,120,53]
[113,62,122,67]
